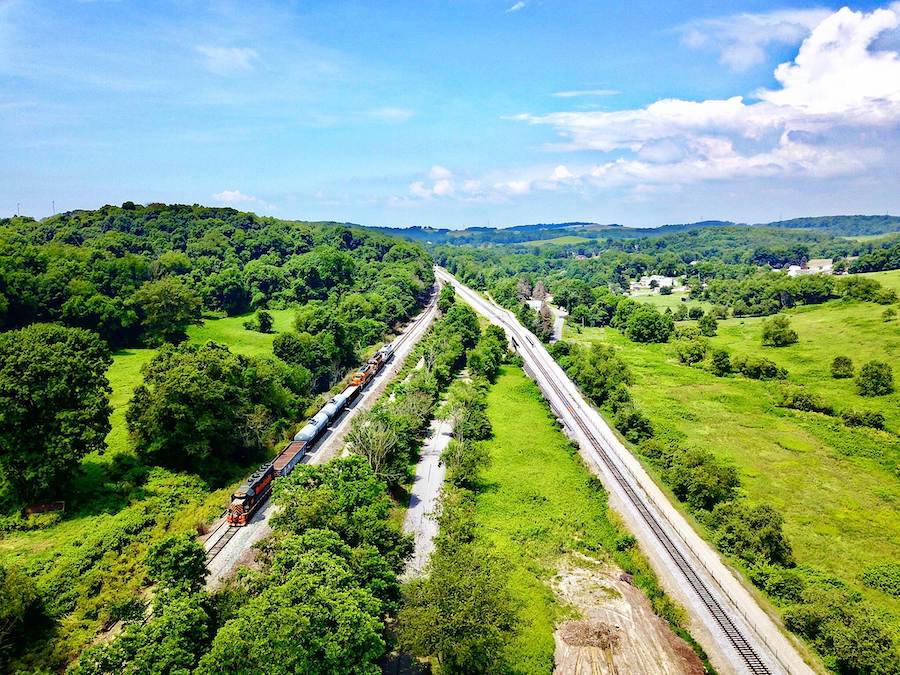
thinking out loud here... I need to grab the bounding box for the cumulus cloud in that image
[510,5,900,190]
[196,46,259,75]
[212,189,275,211]
[677,8,831,71]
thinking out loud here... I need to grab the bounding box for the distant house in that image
[787,258,833,277]
[638,274,676,288]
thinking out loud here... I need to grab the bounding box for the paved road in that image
[402,418,452,579]
[203,291,440,589]
[436,267,815,675]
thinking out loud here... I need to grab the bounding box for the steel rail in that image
[442,271,775,674]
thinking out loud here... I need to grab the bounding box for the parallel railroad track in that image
[443,271,776,675]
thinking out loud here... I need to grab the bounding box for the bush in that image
[731,354,787,380]
[710,502,794,567]
[625,305,674,343]
[841,409,886,430]
[666,449,739,511]
[709,348,732,377]
[674,337,707,365]
[861,562,900,597]
[855,360,894,396]
[615,408,654,443]
[761,314,798,347]
[659,285,672,295]
[697,313,717,337]
[688,306,704,320]
[830,355,854,379]
[778,386,833,415]
[883,307,897,322]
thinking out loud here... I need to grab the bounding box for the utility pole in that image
[52,200,55,215]
[16,202,20,216]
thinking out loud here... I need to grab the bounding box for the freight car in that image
[227,343,395,526]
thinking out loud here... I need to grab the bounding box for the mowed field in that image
[474,367,690,673]
[566,269,900,619]
[522,234,592,247]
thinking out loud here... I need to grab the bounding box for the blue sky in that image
[2,0,899,228]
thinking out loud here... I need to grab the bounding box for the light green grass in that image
[629,288,710,312]
[522,235,591,247]
[566,273,900,618]
[185,308,296,357]
[475,367,692,673]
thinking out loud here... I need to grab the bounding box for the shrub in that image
[841,409,886,430]
[659,285,673,295]
[709,348,733,377]
[855,360,894,396]
[697,313,717,337]
[625,305,674,343]
[732,354,787,380]
[861,562,900,597]
[778,386,833,415]
[674,337,707,365]
[615,408,654,443]
[709,502,794,567]
[761,314,798,347]
[688,306,704,320]
[883,307,897,322]
[666,449,739,511]
[830,355,854,379]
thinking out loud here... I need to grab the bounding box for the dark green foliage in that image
[0,563,41,669]
[127,342,306,476]
[831,355,854,379]
[667,449,739,511]
[883,307,897,322]
[70,590,212,675]
[709,348,733,376]
[855,360,894,396]
[731,354,787,380]
[0,204,433,348]
[467,325,508,382]
[0,324,112,501]
[709,502,794,567]
[398,502,519,674]
[761,314,798,346]
[688,306,704,320]
[837,275,898,304]
[783,585,900,675]
[131,276,202,344]
[841,409,885,430]
[144,534,207,593]
[778,386,834,415]
[615,408,654,443]
[552,342,632,408]
[861,562,900,597]
[625,304,674,343]
[697,313,717,336]
[438,284,456,313]
[256,309,273,333]
[674,337,707,365]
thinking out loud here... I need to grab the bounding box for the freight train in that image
[227,342,396,525]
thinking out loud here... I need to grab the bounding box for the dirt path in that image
[402,417,452,578]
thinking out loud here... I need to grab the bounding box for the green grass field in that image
[521,235,591,247]
[629,288,711,312]
[474,366,691,673]
[566,269,900,619]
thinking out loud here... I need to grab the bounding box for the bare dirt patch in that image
[553,554,705,675]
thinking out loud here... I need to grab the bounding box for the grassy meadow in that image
[566,269,900,619]
[522,234,592,247]
[474,366,695,673]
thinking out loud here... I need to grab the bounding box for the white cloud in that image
[506,2,526,13]
[212,189,275,211]
[677,8,832,71]
[552,89,620,98]
[368,106,415,122]
[509,5,900,190]
[196,46,259,75]
[429,165,453,180]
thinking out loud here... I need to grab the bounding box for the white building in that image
[638,274,676,288]
[786,258,833,277]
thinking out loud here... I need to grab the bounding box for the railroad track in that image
[439,269,779,675]
[203,288,439,568]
